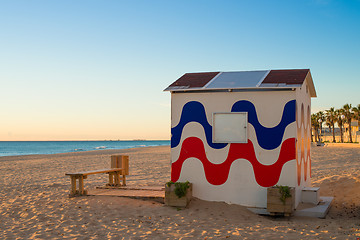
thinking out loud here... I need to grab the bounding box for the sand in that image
[0,144,360,239]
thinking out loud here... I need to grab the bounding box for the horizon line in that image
[0,139,171,142]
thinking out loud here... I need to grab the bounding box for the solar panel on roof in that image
[205,71,269,89]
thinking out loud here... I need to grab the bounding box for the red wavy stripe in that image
[296,103,312,185]
[171,137,296,187]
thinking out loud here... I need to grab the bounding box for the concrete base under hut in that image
[248,196,333,218]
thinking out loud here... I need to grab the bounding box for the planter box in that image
[267,186,295,216]
[165,183,192,207]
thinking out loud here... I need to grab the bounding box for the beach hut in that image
[164,69,317,208]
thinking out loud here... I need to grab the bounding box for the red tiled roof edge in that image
[262,69,310,85]
[168,72,220,88]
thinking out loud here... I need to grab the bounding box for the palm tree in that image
[325,107,336,142]
[343,104,353,143]
[352,104,360,143]
[335,109,345,143]
[316,111,325,142]
[311,113,319,142]
[309,103,359,144]
[352,104,360,120]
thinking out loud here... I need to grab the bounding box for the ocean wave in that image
[74,148,84,151]
[94,146,107,149]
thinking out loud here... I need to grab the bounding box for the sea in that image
[0,140,170,157]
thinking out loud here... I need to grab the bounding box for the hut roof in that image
[164,69,316,97]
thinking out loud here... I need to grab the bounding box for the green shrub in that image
[166,181,190,198]
[276,185,292,204]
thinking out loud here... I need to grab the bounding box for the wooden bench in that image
[65,155,129,197]
[65,168,124,197]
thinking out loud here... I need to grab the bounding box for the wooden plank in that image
[111,155,129,175]
[122,156,129,175]
[111,155,118,168]
[111,155,122,168]
[65,168,124,176]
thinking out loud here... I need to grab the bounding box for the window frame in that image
[212,112,248,144]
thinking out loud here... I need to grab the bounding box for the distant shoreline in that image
[0,145,171,159]
[0,140,170,157]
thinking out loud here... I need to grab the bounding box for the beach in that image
[1,144,360,239]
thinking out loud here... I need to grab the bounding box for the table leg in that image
[114,172,120,186]
[108,173,114,186]
[70,176,77,196]
[122,174,126,186]
[79,176,85,195]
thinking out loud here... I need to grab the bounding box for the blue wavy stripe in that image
[171,100,296,150]
[231,100,296,150]
[171,101,227,149]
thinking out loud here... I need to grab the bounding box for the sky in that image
[1,0,359,141]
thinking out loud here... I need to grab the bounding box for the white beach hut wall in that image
[164,69,317,208]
